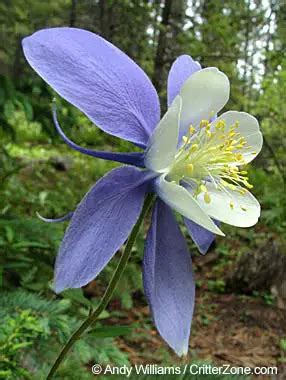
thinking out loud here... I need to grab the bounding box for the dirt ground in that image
[106,250,286,380]
[110,294,285,379]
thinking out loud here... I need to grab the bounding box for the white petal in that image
[145,96,182,172]
[211,111,263,163]
[179,67,230,134]
[155,175,224,236]
[194,183,260,227]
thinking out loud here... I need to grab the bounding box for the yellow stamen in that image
[215,120,226,130]
[199,184,208,193]
[200,120,210,128]
[189,125,196,134]
[187,163,194,173]
[204,192,211,204]
[169,117,255,202]
[190,144,199,152]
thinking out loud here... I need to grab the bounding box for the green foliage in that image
[0,147,23,186]
[207,280,226,294]
[280,338,286,352]
[0,290,129,379]
[89,326,133,338]
[0,310,44,379]
[108,259,143,310]
[0,76,33,142]
[252,291,275,306]
[279,338,286,364]
[249,168,286,234]
[0,218,62,290]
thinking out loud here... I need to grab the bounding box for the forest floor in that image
[102,249,286,380]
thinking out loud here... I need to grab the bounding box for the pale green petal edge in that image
[179,67,230,133]
[145,96,182,172]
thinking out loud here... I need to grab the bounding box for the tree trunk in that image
[12,35,24,83]
[99,0,108,38]
[241,0,251,103]
[152,0,172,96]
[226,239,286,309]
[69,0,77,27]
[152,0,186,109]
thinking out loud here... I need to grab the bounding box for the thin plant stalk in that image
[46,193,155,379]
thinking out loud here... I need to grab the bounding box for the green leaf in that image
[280,338,286,352]
[61,289,92,307]
[88,325,133,338]
[4,225,14,243]
[96,310,110,320]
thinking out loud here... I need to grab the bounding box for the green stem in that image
[46,193,155,380]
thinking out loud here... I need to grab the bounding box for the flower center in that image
[168,119,256,210]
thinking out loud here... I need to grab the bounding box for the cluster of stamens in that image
[169,118,257,211]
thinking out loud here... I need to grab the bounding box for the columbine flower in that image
[22,28,262,356]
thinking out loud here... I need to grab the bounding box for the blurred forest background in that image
[0,0,286,379]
